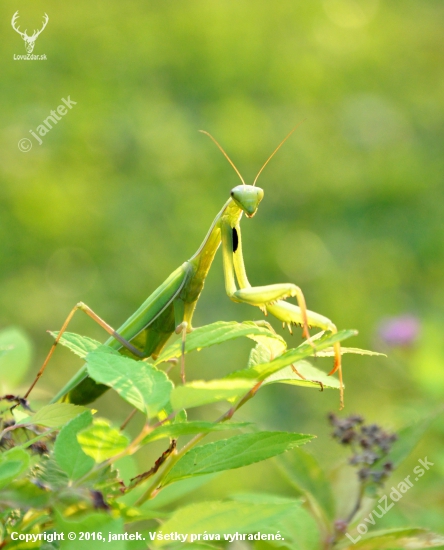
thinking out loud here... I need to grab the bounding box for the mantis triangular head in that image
[230,185,264,218]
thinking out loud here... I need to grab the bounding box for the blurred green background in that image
[1,0,443,534]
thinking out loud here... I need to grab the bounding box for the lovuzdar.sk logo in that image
[12,11,49,60]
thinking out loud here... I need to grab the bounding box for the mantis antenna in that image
[199,130,246,186]
[252,121,305,186]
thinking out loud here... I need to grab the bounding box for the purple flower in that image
[378,315,420,347]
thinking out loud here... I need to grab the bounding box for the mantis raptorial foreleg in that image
[221,220,312,338]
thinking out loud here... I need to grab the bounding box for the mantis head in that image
[200,124,302,218]
[230,185,264,218]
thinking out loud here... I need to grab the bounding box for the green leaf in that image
[11,407,30,424]
[54,410,95,480]
[264,359,341,389]
[231,493,320,550]
[277,448,336,524]
[278,505,321,550]
[155,321,285,364]
[0,448,30,489]
[77,419,130,462]
[18,403,87,428]
[247,337,287,367]
[339,527,444,549]
[86,351,173,417]
[142,421,251,444]
[383,414,436,469]
[139,474,219,510]
[0,479,50,508]
[163,431,314,485]
[228,329,357,381]
[50,331,102,359]
[170,379,254,410]
[0,327,33,390]
[316,347,386,357]
[152,500,298,546]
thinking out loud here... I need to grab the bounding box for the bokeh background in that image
[1,0,443,534]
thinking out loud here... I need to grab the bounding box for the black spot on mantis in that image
[232,227,239,253]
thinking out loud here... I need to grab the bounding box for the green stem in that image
[328,482,366,549]
[135,381,263,505]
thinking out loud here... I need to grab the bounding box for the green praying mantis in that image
[24,127,344,408]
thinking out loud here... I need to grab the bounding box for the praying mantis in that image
[24,128,344,408]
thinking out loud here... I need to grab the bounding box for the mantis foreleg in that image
[221,218,344,408]
[221,221,311,336]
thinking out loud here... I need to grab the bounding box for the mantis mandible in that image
[25,128,344,407]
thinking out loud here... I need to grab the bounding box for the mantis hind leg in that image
[24,301,145,400]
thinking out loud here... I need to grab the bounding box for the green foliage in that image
[277,447,336,524]
[0,448,30,490]
[337,528,444,550]
[18,403,87,429]
[54,410,94,479]
[155,321,286,364]
[229,330,357,381]
[170,379,254,410]
[0,321,339,546]
[141,421,251,444]
[163,432,314,485]
[85,351,173,417]
[77,419,131,462]
[264,360,341,389]
[1,320,442,549]
[383,414,438,469]
[49,332,102,359]
[153,500,299,546]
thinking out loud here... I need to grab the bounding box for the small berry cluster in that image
[328,413,397,484]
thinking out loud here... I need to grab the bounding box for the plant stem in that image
[73,412,178,487]
[345,482,365,524]
[120,408,138,430]
[135,381,263,505]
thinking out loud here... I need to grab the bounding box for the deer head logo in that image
[11,11,49,54]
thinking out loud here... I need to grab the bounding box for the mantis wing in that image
[54,263,194,405]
